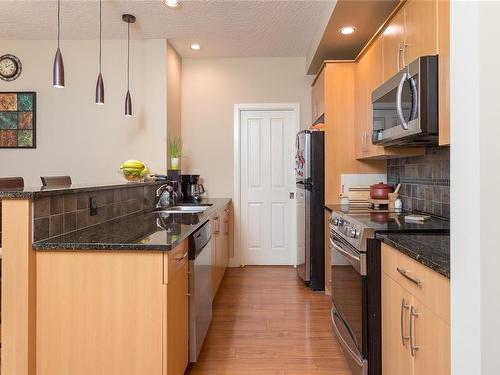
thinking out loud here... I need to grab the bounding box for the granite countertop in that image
[0,181,162,199]
[33,198,231,251]
[376,233,450,278]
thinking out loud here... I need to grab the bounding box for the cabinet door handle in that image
[402,43,408,68]
[176,252,188,262]
[409,305,420,357]
[397,267,422,286]
[400,298,410,345]
[397,44,402,72]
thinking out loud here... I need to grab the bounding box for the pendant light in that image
[122,14,135,117]
[53,0,65,88]
[95,0,104,105]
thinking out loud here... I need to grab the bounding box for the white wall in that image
[451,1,500,374]
[181,57,312,198]
[0,39,167,187]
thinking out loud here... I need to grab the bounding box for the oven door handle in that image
[330,238,366,275]
[331,306,367,372]
[396,72,409,130]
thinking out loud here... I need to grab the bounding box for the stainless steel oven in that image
[329,212,381,375]
[371,55,438,146]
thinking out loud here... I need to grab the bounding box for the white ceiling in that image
[0,0,335,59]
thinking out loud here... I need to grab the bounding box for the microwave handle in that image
[396,72,409,130]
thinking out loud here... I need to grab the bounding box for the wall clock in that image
[0,54,22,82]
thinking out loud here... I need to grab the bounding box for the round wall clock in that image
[0,54,22,82]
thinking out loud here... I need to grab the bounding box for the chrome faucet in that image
[156,184,177,207]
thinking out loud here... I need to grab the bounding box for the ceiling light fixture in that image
[164,0,180,8]
[123,14,136,117]
[53,0,65,88]
[95,0,104,105]
[339,26,356,36]
[190,43,201,51]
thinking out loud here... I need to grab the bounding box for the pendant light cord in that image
[99,0,102,73]
[127,21,130,91]
[57,0,61,49]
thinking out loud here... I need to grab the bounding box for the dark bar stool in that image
[40,175,72,187]
[0,177,24,189]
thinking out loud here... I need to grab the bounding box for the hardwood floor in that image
[187,266,351,375]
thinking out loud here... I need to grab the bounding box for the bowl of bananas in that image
[119,160,149,182]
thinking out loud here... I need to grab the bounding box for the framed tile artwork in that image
[0,92,36,148]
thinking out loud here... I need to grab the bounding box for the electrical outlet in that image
[89,196,98,216]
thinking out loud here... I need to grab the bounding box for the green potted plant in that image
[167,137,183,170]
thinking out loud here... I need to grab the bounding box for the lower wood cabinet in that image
[164,243,189,375]
[36,242,189,375]
[211,203,232,300]
[381,243,450,375]
[324,209,332,295]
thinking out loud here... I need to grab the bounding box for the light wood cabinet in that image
[412,298,451,375]
[438,0,450,145]
[354,38,425,160]
[311,68,325,122]
[36,242,190,375]
[324,209,331,295]
[381,242,450,375]
[405,0,438,64]
[211,203,232,300]
[381,0,438,81]
[382,273,413,375]
[164,257,189,375]
[382,9,406,81]
[322,62,386,203]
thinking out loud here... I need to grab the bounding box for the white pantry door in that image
[240,110,297,265]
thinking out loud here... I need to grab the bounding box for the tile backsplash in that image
[387,146,450,218]
[33,184,158,242]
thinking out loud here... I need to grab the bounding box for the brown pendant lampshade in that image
[122,14,135,116]
[53,0,65,88]
[95,0,104,105]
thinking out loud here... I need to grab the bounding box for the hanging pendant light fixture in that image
[53,0,65,88]
[122,14,135,117]
[95,0,104,105]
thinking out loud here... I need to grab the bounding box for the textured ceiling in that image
[0,0,335,59]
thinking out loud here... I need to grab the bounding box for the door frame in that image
[232,103,301,267]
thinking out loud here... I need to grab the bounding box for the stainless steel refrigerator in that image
[295,130,325,290]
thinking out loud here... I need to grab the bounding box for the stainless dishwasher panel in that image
[189,235,212,362]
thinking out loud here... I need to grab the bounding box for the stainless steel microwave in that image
[371,55,438,146]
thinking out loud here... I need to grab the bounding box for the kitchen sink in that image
[153,204,212,214]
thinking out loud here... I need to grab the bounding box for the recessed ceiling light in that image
[164,0,180,8]
[339,26,356,35]
[190,43,201,51]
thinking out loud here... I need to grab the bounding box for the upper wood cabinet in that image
[438,0,450,145]
[354,38,425,160]
[322,62,386,203]
[382,0,438,81]
[355,38,386,159]
[311,68,325,122]
[382,9,406,81]
[405,0,438,64]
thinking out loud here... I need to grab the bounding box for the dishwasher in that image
[188,221,213,362]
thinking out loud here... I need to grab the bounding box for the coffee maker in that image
[181,175,205,201]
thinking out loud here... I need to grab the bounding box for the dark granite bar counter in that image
[33,198,231,251]
[376,233,450,278]
[0,181,162,199]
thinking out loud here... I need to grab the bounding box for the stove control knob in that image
[332,218,339,226]
[349,228,357,238]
